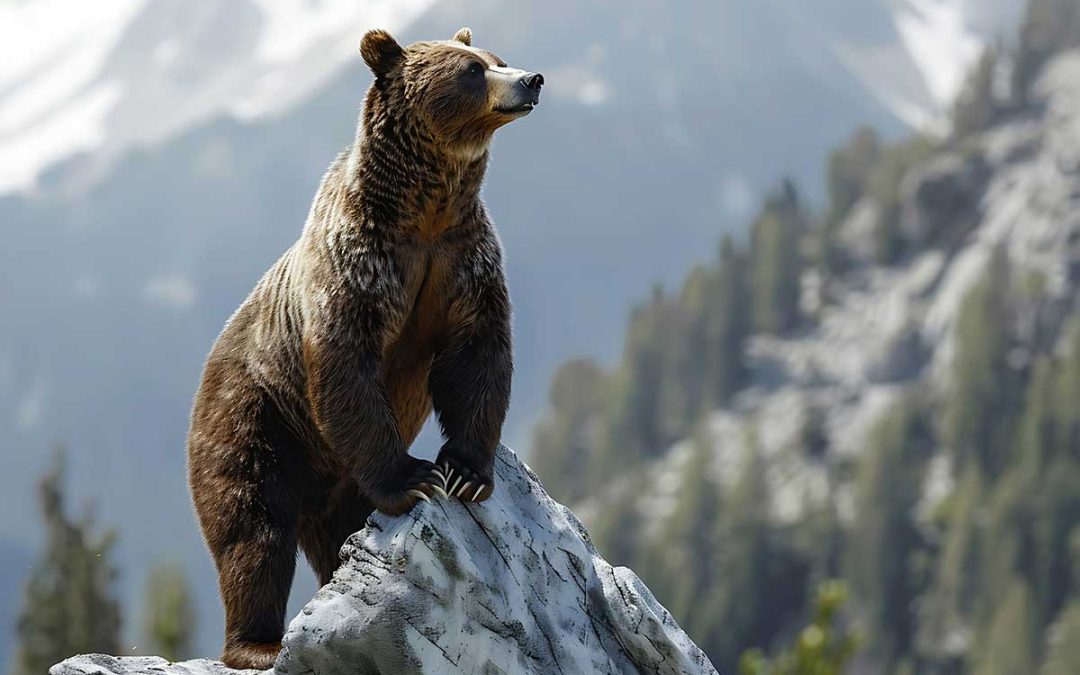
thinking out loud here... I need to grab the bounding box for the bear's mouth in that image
[494,102,535,115]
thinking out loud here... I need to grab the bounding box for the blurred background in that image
[4,0,1080,673]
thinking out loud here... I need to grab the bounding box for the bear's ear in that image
[360,29,404,77]
[451,27,472,46]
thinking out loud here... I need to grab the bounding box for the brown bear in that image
[186,26,542,670]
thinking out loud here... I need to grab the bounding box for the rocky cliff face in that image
[51,446,716,675]
[600,50,1080,534]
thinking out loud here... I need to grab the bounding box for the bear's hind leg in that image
[217,520,297,670]
[191,448,299,670]
[299,484,375,586]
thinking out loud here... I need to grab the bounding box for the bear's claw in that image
[434,458,492,502]
[407,489,431,503]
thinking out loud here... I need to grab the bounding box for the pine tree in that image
[819,127,882,276]
[708,431,809,670]
[919,467,985,665]
[973,578,1038,675]
[641,433,723,640]
[602,286,675,467]
[943,248,1019,478]
[704,236,750,407]
[1031,458,1080,628]
[587,474,646,567]
[529,358,607,502]
[14,452,122,675]
[847,398,930,665]
[1053,320,1080,458]
[863,135,936,265]
[658,267,711,442]
[826,127,881,226]
[1042,602,1080,675]
[751,181,804,334]
[1013,0,1080,102]
[143,562,195,662]
[951,47,999,139]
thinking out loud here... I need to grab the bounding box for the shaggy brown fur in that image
[187,27,541,670]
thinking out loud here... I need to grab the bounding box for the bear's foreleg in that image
[304,325,443,515]
[430,266,512,502]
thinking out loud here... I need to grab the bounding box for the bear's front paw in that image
[370,458,445,516]
[434,448,494,503]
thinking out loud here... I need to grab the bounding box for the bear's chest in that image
[413,207,457,243]
[385,248,452,355]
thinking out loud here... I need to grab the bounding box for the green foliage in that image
[529,358,607,502]
[815,127,936,273]
[1013,0,1080,102]
[604,286,675,464]
[1042,602,1080,675]
[585,473,645,566]
[865,136,935,265]
[751,181,804,334]
[701,433,811,669]
[826,128,882,226]
[919,467,985,662]
[847,397,930,664]
[658,269,713,442]
[951,48,1000,140]
[704,236,751,408]
[819,127,882,274]
[142,563,195,662]
[640,433,724,636]
[738,581,859,675]
[533,231,753,499]
[973,578,1038,675]
[943,248,1020,477]
[14,452,122,675]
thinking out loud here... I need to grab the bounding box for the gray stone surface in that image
[52,445,716,675]
[50,654,259,675]
[276,445,716,675]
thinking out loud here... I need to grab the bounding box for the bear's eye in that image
[467,61,485,77]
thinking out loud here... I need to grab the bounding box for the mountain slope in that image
[530,36,1080,673]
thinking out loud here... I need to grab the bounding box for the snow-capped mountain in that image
[0,0,436,193]
[0,0,1024,195]
[0,0,1029,660]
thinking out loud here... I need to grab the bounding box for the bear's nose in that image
[521,72,544,92]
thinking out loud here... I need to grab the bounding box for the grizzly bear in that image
[186,27,542,670]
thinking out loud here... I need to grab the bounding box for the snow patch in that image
[893,0,983,110]
[0,0,435,194]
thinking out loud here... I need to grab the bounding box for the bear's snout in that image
[521,72,544,95]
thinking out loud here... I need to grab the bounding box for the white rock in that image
[277,445,716,675]
[52,445,716,675]
[50,655,257,675]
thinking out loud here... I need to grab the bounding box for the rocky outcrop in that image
[50,656,254,675]
[899,152,991,250]
[595,50,1080,530]
[51,446,716,675]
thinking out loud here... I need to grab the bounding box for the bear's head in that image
[359,27,543,160]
